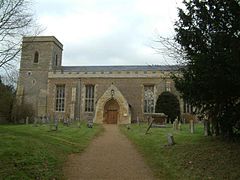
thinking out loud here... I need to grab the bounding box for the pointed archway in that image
[93,84,131,124]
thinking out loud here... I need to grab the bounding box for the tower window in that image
[34,51,39,63]
[55,54,58,66]
[27,71,32,76]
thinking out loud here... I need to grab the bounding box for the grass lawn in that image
[120,123,240,180]
[0,122,103,179]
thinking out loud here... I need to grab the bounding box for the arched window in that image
[55,54,58,66]
[144,85,155,113]
[34,51,39,63]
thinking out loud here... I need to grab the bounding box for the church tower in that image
[17,36,63,117]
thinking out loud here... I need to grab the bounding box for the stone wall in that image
[16,36,183,123]
[16,36,63,117]
[47,73,182,123]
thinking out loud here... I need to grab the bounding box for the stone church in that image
[16,36,187,124]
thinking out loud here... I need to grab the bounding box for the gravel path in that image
[64,124,156,180]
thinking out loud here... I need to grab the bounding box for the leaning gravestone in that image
[145,118,154,134]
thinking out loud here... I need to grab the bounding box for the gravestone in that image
[45,116,50,124]
[54,118,58,131]
[173,119,178,130]
[33,117,38,127]
[25,116,29,125]
[165,118,168,124]
[167,133,175,145]
[76,117,81,128]
[136,116,140,126]
[145,118,154,134]
[190,120,195,133]
[87,121,93,128]
[204,117,210,136]
[49,116,58,131]
[77,121,81,128]
[63,118,69,126]
[178,121,182,131]
[175,118,179,130]
[41,116,46,124]
[147,116,151,125]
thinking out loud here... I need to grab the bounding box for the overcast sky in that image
[34,0,182,66]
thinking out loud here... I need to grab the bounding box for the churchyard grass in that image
[0,123,103,179]
[120,123,240,180]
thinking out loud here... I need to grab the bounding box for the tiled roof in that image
[62,65,179,72]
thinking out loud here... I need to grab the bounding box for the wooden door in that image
[107,110,118,124]
[104,99,119,124]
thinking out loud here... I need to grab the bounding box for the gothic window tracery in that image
[144,85,154,113]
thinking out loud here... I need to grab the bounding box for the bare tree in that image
[0,0,40,73]
[152,34,186,65]
[1,68,18,88]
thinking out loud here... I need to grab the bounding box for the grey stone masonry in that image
[17,36,63,117]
